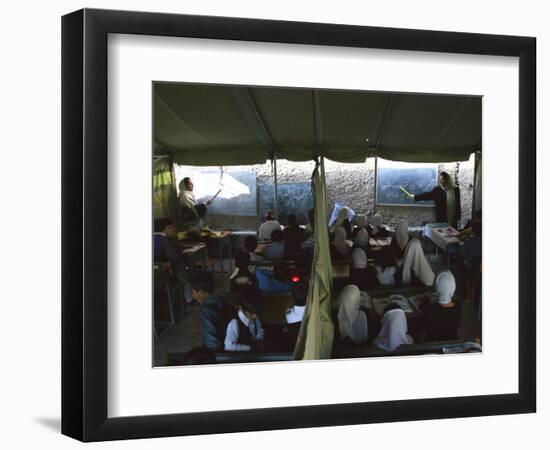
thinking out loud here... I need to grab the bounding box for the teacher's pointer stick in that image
[210,189,222,203]
[400,186,413,199]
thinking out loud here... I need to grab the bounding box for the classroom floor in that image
[153,256,481,366]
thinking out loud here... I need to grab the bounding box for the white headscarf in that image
[334,226,349,255]
[352,247,368,269]
[435,271,456,304]
[402,238,435,286]
[376,308,413,351]
[372,213,383,235]
[355,228,369,248]
[331,207,350,231]
[395,220,410,250]
[337,285,368,342]
[355,214,368,230]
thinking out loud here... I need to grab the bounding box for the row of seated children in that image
[330,209,391,240]
[230,251,294,294]
[192,270,308,354]
[335,270,462,351]
[333,218,435,289]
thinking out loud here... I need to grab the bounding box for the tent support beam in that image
[313,91,323,149]
[242,88,277,152]
[426,98,471,149]
[273,155,279,220]
[374,94,393,153]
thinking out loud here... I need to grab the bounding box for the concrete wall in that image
[178,154,476,230]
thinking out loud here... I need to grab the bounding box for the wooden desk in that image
[332,262,351,279]
[181,243,207,268]
[180,231,232,274]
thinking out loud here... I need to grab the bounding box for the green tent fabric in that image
[293,158,335,360]
[153,157,178,220]
[154,83,481,165]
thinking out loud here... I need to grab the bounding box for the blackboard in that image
[258,182,314,225]
[376,161,437,206]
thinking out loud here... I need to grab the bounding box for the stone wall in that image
[179,154,476,230]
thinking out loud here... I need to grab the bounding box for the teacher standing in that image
[406,172,461,228]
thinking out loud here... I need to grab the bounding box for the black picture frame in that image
[62,8,536,442]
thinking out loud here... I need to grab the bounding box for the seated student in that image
[230,251,257,292]
[402,238,435,286]
[303,208,315,239]
[283,213,304,239]
[244,235,263,262]
[352,214,368,239]
[191,271,232,351]
[255,262,292,293]
[422,271,462,341]
[224,288,265,352]
[391,219,410,261]
[369,213,390,238]
[301,209,316,258]
[284,280,309,347]
[460,220,482,303]
[337,285,369,344]
[283,213,305,260]
[331,226,351,261]
[353,228,370,253]
[154,217,195,307]
[258,210,282,241]
[330,206,351,234]
[375,246,397,287]
[374,306,413,351]
[350,247,378,290]
[153,217,188,275]
[263,229,285,260]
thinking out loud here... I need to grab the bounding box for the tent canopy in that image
[154,83,481,165]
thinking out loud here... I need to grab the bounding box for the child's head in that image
[154,217,177,238]
[271,229,284,243]
[273,262,290,283]
[376,247,395,270]
[244,235,258,252]
[190,271,215,303]
[234,250,251,270]
[239,287,260,321]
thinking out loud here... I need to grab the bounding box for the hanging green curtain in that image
[153,157,178,220]
[293,158,334,360]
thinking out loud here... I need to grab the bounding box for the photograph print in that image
[152,82,482,367]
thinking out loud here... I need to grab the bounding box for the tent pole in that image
[273,154,279,220]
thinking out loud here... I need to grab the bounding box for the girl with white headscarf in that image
[354,228,369,250]
[330,207,350,233]
[435,271,456,305]
[337,285,369,343]
[350,247,378,290]
[395,220,410,251]
[331,226,350,260]
[423,271,461,341]
[370,213,390,238]
[402,238,435,286]
[352,214,368,238]
[375,308,413,351]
